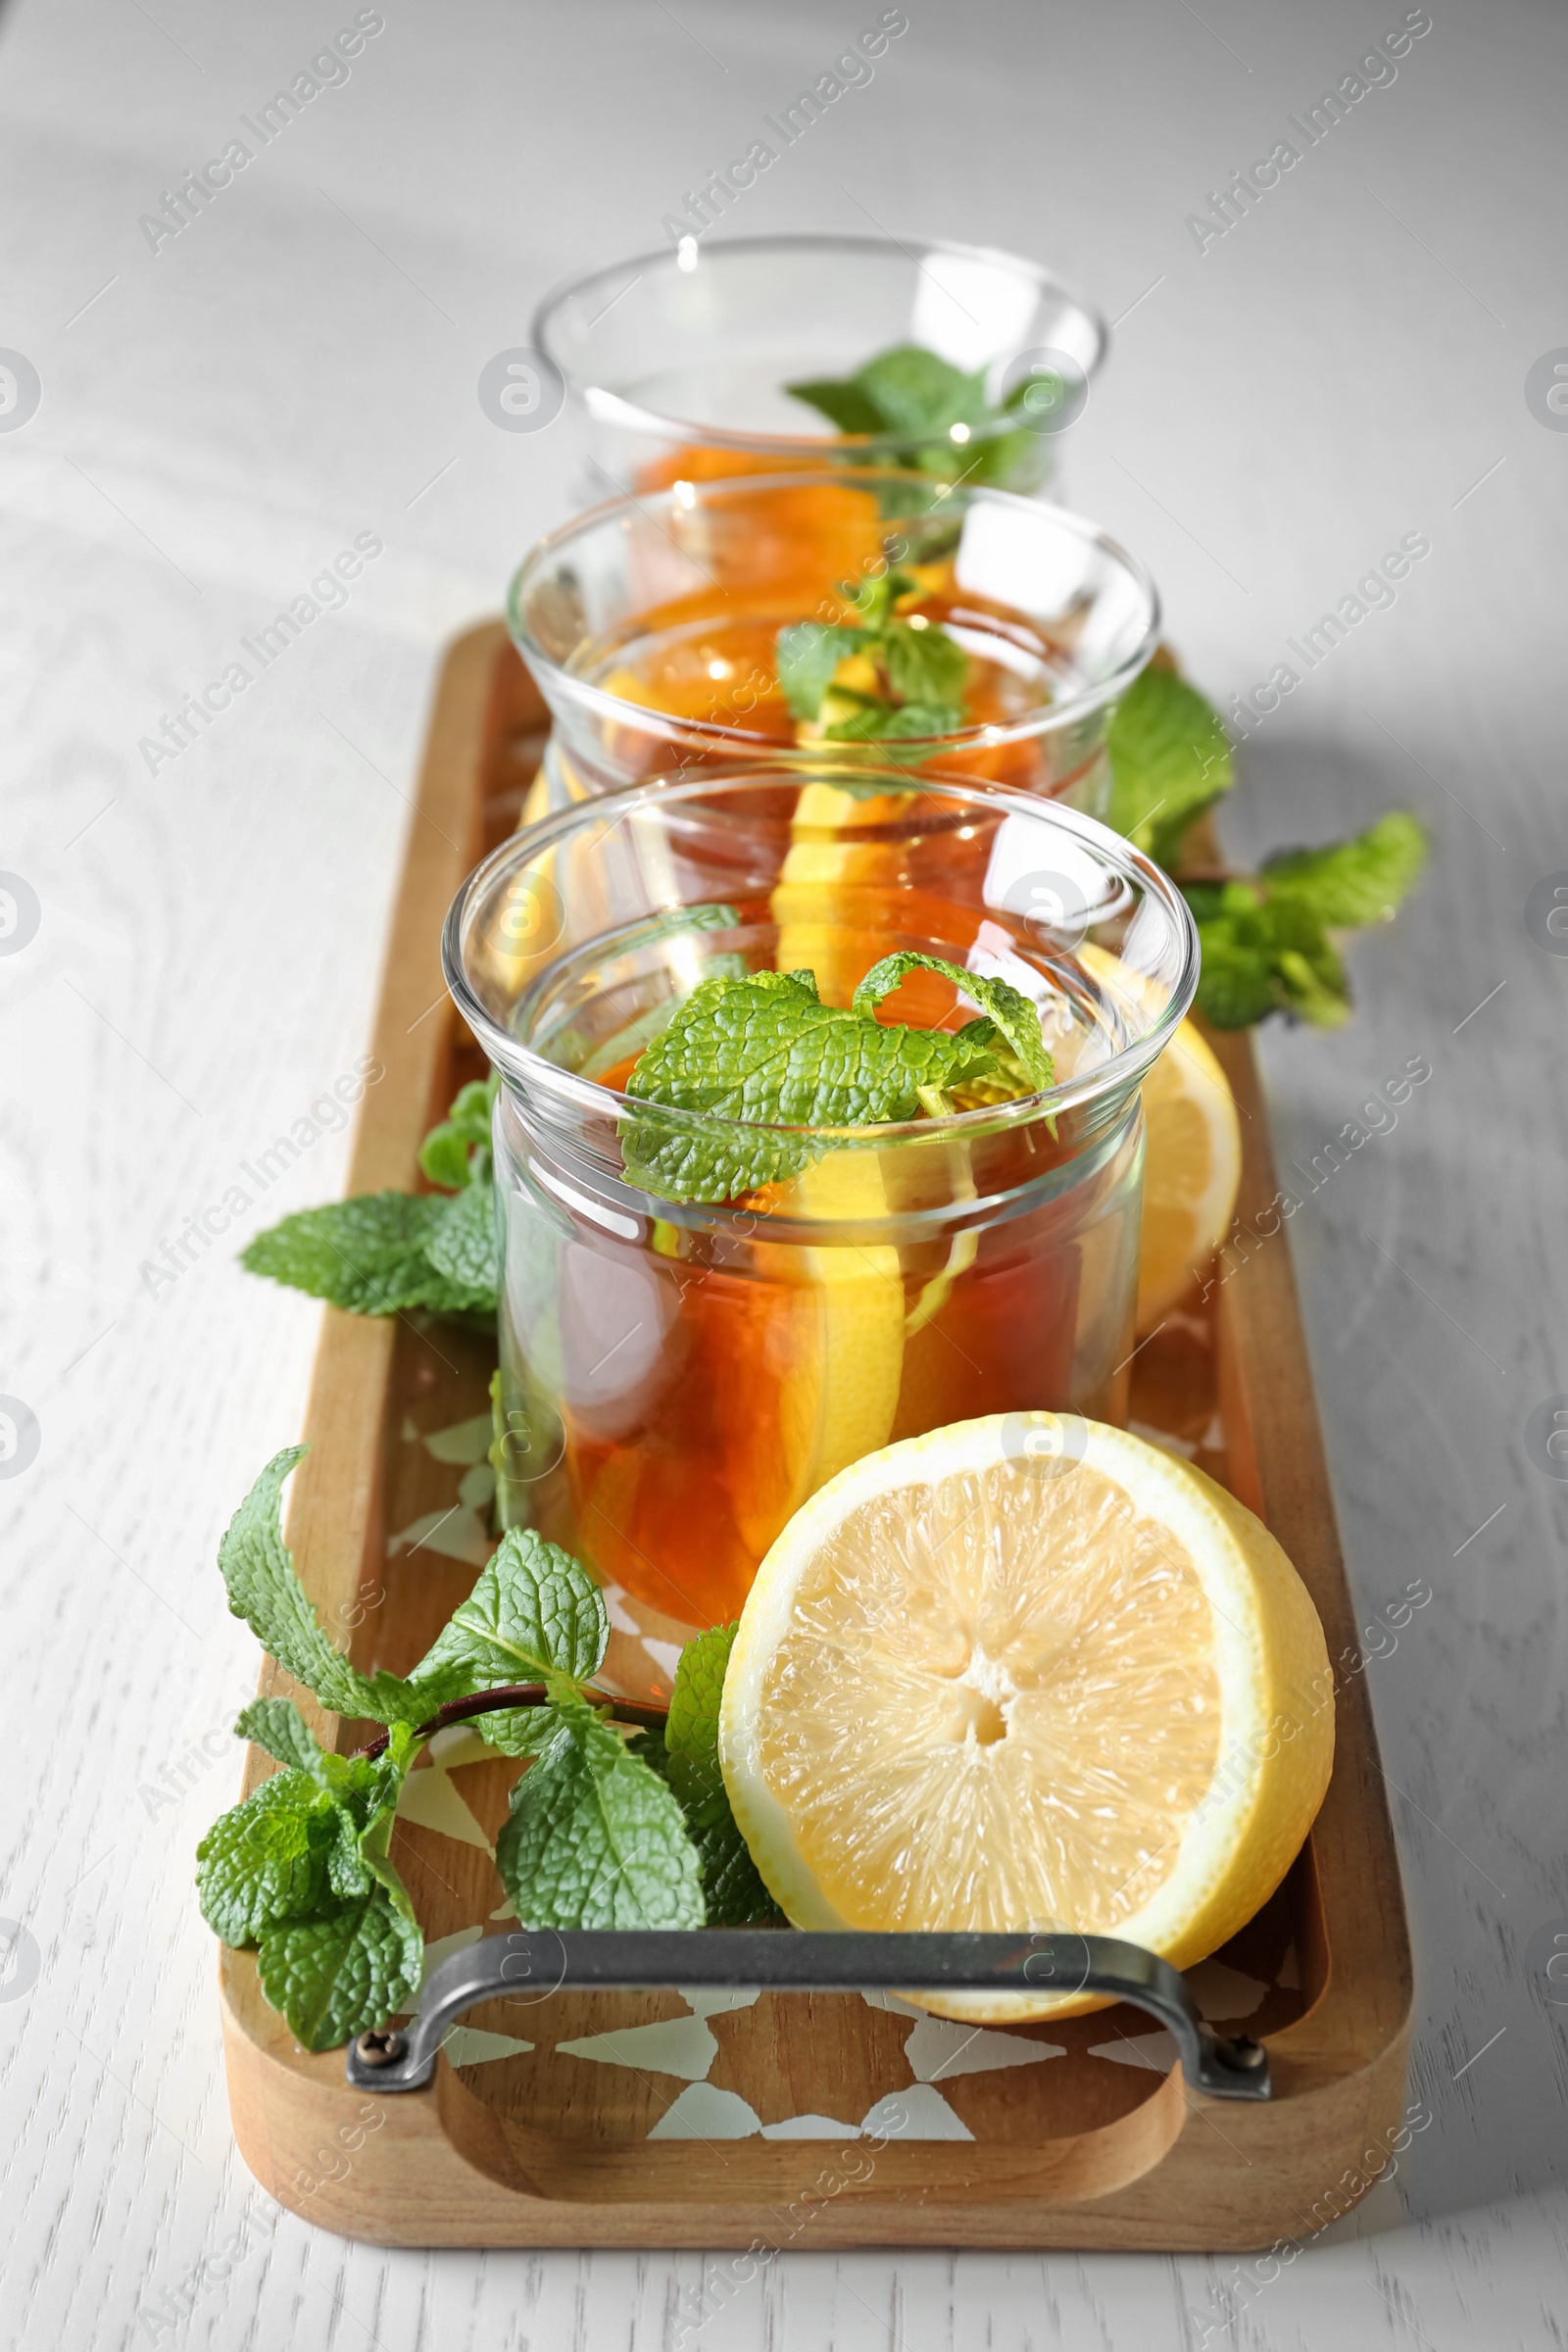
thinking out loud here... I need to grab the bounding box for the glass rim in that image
[441,766,1200,1158]
[505,468,1162,757]
[531,230,1109,455]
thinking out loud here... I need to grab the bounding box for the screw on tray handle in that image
[345,1930,1270,2101]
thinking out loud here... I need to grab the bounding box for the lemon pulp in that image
[721,1415,1333,2019]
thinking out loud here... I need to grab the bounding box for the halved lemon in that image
[719,1413,1332,2020]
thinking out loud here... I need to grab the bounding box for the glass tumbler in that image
[442,767,1198,1642]
[533,232,1106,503]
[508,468,1158,813]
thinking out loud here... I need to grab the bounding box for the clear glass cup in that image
[442,767,1198,1640]
[534,232,1106,503]
[507,468,1158,815]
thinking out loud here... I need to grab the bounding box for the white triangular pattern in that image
[557,2014,719,2081]
[395,1764,493,1851]
[680,1986,763,2019]
[426,1725,495,1770]
[421,1413,494,1465]
[861,2085,973,2141]
[458,1461,496,1510]
[648,2082,762,2139]
[903,2012,1065,2082]
[442,2026,534,2066]
[386,1504,494,1567]
[858,1988,924,2019]
[760,2114,862,2139]
[1088,2029,1177,2071]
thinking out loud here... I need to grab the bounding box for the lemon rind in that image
[719,1414,1332,2021]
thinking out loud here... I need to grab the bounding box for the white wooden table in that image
[3,0,1565,2343]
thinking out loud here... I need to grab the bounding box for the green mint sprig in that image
[620,956,1054,1204]
[776,622,861,722]
[1255,811,1429,929]
[1106,666,1235,871]
[775,566,970,747]
[1185,813,1428,1030]
[785,341,1045,490]
[816,693,967,744]
[201,1449,774,2048]
[1104,667,1428,1030]
[655,1623,783,1927]
[416,1076,495,1190]
[240,1073,501,1322]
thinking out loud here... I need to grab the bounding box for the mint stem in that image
[353,1683,669,1761]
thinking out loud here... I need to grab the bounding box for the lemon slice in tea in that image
[730,1147,904,1560]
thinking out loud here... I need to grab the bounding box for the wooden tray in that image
[219,622,1412,2251]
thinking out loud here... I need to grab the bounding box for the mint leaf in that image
[843,566,912,630]
[1274,945,1351,1028]
[1193,883,1350,1030]
[317,1749,412,1902]
[784,374,887,436]
[883,618,968,709]
[776,622,862,719]
[234,1697,327,1779]
[412,1526,609,1695]
[853,344,990,438]
[356,1779,419,1924]
[257,1888,422,2052]
[1107,668,1233,867]
[662,1625,730,1761]
[755,966,819,996]
[207,1721,423,2046]
[955,422,1042,490]
[323,1802,375,1901]
[1185,816,1423,1031]
[785,346,1041,489]
[467,1702,572,1758]
[1260,811,1427,928]
[1191,922,1277,1029]
[495,1696,704,1932]
[855,953,1054,1094]
[196,1770,333,1946]
[241,1191,485,1317]
[210,1706,420,1978]
[422,1178,500,1299]
[219,1448,424,1726]
[621,971,1002,1203]
[657,1627,782,1927]
[822,695,966,743]
[783,566,970,741]
[418,1075,497,1191]
[845,572,896,627]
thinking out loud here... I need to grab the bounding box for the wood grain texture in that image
[5,2,1565,2343]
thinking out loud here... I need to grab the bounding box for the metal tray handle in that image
[345,1930,1269,2101]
